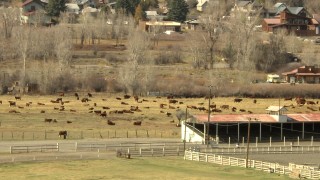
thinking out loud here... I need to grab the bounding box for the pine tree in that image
[116,0,140,16]
[167,0,189,22]
[46,0,67,17]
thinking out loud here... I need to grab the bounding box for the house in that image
[145,11,158,20]
[282,66,320,84]
[20,0,51,25]
[197,0,209,12]
[231,0,267,17]
[185,19,201,30]
[66,3,80,14]
[262,10,320,36]
[140,21,181,33]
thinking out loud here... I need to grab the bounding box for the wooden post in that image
[11,131,13,140]
[228,137,230,147]
[75,142,78,152]
[57,143,59,152]
[298,136,300,146]
[259,123,262,141]
[269,137,272,147]
[256,137,258,147]
[10,146,12,154]
[284,136,286,146]
[140,148,142,157]
[237,123,240,142]
[280,123,283,140]
[311,136,313,146]
[114,130,116,138]
[44,130,46,140]
[108,131,109,138]
[163,147,165,156]
[242,137,244,146]
[146,130,149,138]
[136,130,138,138]
[302,122,305,140]
[22,132,24,140]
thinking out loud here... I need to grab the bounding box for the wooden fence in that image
[0,129,180,141]
[201,145,320,155]
[185,150,320,179]
[10,144,59,154]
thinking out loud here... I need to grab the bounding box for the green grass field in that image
[0,157,290,180]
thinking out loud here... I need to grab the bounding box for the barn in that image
[181,106,320,144]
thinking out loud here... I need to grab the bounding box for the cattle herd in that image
[0,94,319,137]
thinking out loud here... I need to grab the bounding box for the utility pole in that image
[246,118,251,168]
[207,85,212,147]
[184,108,187,152]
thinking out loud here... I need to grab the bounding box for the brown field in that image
[0,94,318,140]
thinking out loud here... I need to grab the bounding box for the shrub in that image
[87,74,107,92]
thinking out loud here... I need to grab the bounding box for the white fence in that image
[10,144,59,154]
[184,150,320,179]
[201,145,320,155]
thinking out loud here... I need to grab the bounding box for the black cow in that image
[59,131,68,139]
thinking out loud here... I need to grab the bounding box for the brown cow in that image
[134,95,139,102]
[15,96,21,100]
[220,105,229,109]
[88,93,93,97]
[284,97,293,101]
[124,94,131,99]
[296,97,306,105]
[37,102,45,106]
[8,101,16,107]
[169,99,178,104]
[44,118,52,123]
[107,120,115,125]
[234,98,243,103]
[307,101,316,105]
[121,102,129,105]
[59,131,67,139]
[133,121,142,126]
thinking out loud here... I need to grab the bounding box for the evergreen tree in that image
[167,0,189,22]
[46,0,67,17]
[116,0,140,16]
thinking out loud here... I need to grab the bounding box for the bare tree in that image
[53,26,73,71]
[188,32,207,69]
[0,7,20,39]
[198,0,228,69]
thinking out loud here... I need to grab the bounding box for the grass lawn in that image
[0,157,290,180]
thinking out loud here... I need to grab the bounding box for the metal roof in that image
[266,106,287,112]
[195,114,320,123]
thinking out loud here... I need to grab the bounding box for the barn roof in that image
[266,106,287,112]
[195,114,320,123]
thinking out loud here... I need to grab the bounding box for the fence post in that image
[256,137,258,147]
[22,132,24,140]
[108,131,109,138]
[11,131,13,140]
[269,137,272,147]
[114,130,116,138]
[146,130,149,138]
[242,137,244,146]
[206,154,208,162]
[136,130,138,138]
[284,136,286,146]
[163,147,165,156]
[44,130,46,140]
[140,148,142,157]
[298,136,300,146]
[228,137,230,147]
[2,132,3,140]
[57,143,59,152]
[10,146,12,154]
[152,148,154,157]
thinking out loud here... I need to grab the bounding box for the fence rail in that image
[184,150,320,179]
[10,144,59,154]
[201,145,320,155]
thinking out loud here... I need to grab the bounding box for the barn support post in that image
[237,123,240,142]
[269,123,272,132]
[312,123,314,131]
[226,124,229,134]
[302,122,305,140]
[259,123,262,141]
[311,136,314,146]
[291,123,293,131]
[216,123,219,144]
[281,123,283,140]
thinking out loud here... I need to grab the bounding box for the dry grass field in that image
[0,157,290,180]
[0,93,318,140]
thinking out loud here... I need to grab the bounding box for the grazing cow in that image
[37,102,45,106]
[44,118,52,123]
[212,109,222,113]
[160,104,166,108]
[116,97,122,100]
[253,99,257,104]
[239,109,246,112]
[81,98,89,103]
[248,111,253,114]
[18,106,24,109]
[94,103,97,107]
[134,95,139,102]
[133,121,142,126]
[166,112,172,116]
[232,107,237,112]
[124,94,131,99]
[8,101,16,107]
[56,98,62,102]
[121,102,128,105]
[307,101,316,105]
[169,105,176,109]
[169,99,178,104]
[198,103,204,105]
[130,106,139,111]
[234,98,243,103]
[198,107,206,111]
[176,123,181,127]
[284,97,293,101]
[89,107,94,110]
[102,98,107,101]
[295,97,306,105]
[167,95,174,99]
[142,99,148,102]
[40,110,45,113]
[88,93,93,97]
[209,104,216,109]
[156,96,161,99]
[15,96,21,100]
[54,107,59,110]
[107,120,115,125]
[75,93,79,98]
[94,110,102,114]
[0,100,2,104]
[70,109,76,112]
[53,119,57,123]
[170,120,174,123]
[220,105,229,109]
[102,106,110,109]
[9,110,19,113]
[100,112,107,117]
[59,131,68,139]
[179,102,183,104]
[67,121,72,124]
[307,107,317,111]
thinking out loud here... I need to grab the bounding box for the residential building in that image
[282,66,320,84]
[20,0,51,25]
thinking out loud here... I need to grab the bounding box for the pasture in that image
[0,157,290,180]
[0,94,318,140]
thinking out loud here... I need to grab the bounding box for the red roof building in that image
[282,66,320,84]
